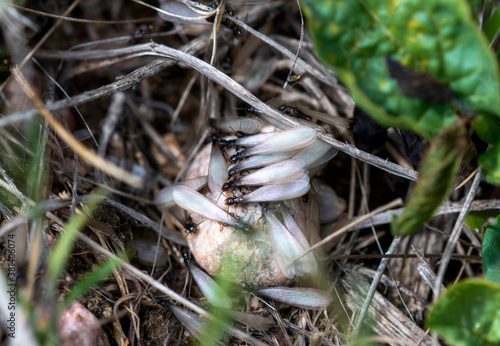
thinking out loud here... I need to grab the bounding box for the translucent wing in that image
[184,255,233,309]
[240,178,310,203]
[155,176,207,210]
[173,186,237,226]
[208,141,228,194]
[236,159,306,186]
[241,126,317,158]
[256,287,332,310]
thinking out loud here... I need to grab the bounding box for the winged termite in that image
[158,1,213,24]
[278,204,312,249]
[262,206,316,279]
[223,159,306,190]
[292,138,331,167]
[220,132,277,148]
[183,252,233,309]
[228,151,297,177]
[278,105,351,129]
[229,126,317,163]
[208,138,228,194]
[184,218,202,236]
[156,298,206,340]
[218,308,275,330]
[155,176,207,210]
[217,117,263,135]
[225,178,310,205]
[241,286,332,310]
[307,146,338,170]
[173,186,252,232]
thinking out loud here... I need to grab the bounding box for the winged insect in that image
[278,105,350,129]
[223,159,306,190]
[156,298,206,340]
[220,132,277,148]
[292,138,331,167]
[183,252,233,309]
[241,285,332,310]
[217,117,263,135]
[155,176,207,210]
[208,138,228,194]
[262,206,316,278]
[228,151,297,177]
[229,126,317,163]
[173,186,252,232]
[225,178,310,205]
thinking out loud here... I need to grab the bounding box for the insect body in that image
[173,186,252,232]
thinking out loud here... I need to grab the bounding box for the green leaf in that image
[483,214,500,283]
[427,279,500,346]
[391,122,466,236]
[465,210,499,231]
[302,0,500,183]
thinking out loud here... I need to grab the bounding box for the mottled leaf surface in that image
[301,0,500,182]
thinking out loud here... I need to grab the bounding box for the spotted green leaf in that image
[302,0,500,183]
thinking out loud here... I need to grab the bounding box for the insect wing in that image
[279,204,318,274]
[221,309,275,330]
[307,146,338,170]
[173,186,238,226]
[208,141,228,194]
[155,176,207,210]
[229,151,296,176]
[230,132,277,147]
[186,259,233,309]
[218,118,263,135]
[242,179,310,203]
[264,209,303,279]
[237,159,305,186]
[246,126,317,156]
[293,138,330,167]
[256,287,332,310]
[159,2,210,24]
[166,303,207,340]
[295,106,350,129]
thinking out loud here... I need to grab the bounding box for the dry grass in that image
[0,1,498,345]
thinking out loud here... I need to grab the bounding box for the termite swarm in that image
[156,108,348,286]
